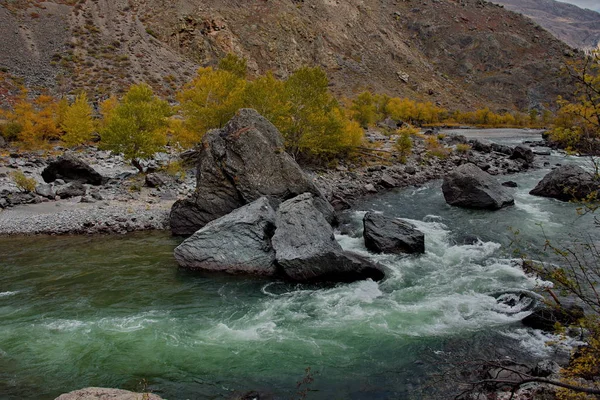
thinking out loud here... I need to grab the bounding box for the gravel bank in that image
[0,198,173,235]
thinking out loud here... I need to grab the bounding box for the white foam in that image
[0,291,19,298]
[44,319,87,331]
[501,328,585,358]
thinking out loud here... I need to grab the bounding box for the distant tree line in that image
[0,53,555,165]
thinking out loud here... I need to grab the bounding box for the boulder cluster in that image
[171,109,428,283]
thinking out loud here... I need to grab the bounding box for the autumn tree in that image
[100,83,171,171]
[60,92,94,147]
[351,91,378,127]
[218,53,248,79]
[243,71,290,128]
[551,50,600,154]
[177,67,246,142]
[283,66,361,159]
[2,91,60,149]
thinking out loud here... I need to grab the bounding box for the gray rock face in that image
[42,154,104,185]
[272,194,385,282]
[510,145,535,164]
[442,163,515,209]
[529,165,598,201]
[55,181,86,199]
[174,197,278,276]
[363,212,425,254]
[170,109,330,236]
[54,387,163,400]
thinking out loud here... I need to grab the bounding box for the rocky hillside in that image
[492,0,600,50]
[0,0,574,111]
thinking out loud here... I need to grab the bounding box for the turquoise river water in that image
[1,130,598,399]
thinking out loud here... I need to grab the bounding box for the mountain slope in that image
[0,0,574,111]
[492,0,600,50]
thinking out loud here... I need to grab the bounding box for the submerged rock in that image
[54,387,163,400]
[442,163,514,209]
[174,197,277,276]
[42,154,104,185]
[363,212,425,254]
[529,165,599,201]
[170,109,330,236]
[272,194,385,282]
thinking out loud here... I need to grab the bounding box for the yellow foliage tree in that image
[177,67,246,142]
[100,83,171,170]
[243,71,290,128]
[61,92,94,147]
[3,92,60,150]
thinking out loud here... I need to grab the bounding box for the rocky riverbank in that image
[0,129,551,236]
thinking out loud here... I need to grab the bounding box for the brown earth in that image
[0,0,576,111]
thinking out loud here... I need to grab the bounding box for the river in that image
[0,130,596,399]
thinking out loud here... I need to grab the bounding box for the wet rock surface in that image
[363,212,425,254]
[442,163,515,210]
[530,164,599,201]
[174,197,278,276]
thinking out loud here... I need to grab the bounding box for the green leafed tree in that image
[60,92,95,147]
[100,83,171,171]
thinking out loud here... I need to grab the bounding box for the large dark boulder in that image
[170,109,332,236]
[529,165,599,201]
[42,154,104,185]
[174,197,278,276]
[442,163,515,209]
[510,145,535,164]
[272,194,385,282]
[363,212,425,254]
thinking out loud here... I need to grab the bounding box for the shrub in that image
[10,170,36,193]
[395,131,412,163]
[455,143,471,154]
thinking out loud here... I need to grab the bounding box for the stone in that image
[54,387,163,400]
[272,194,385,282]
[35,183,55,199]
[490,143,513,155]
[404,166,417,175]
[363,212,425,254]
[533,149,552,156]
[42,154,104,185]
[365,184,377,193]
[442,163,514,209]
[145,173,165,188]
[502,181,518,188]
[529,165,599,202]
[379,173,397,188]
[532,360,560,377]
[510,145,535,164]
[55,182,87,199]
[174,197,278,276]
[170,109,331,236]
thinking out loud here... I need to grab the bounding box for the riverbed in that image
[0,129,596,399]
